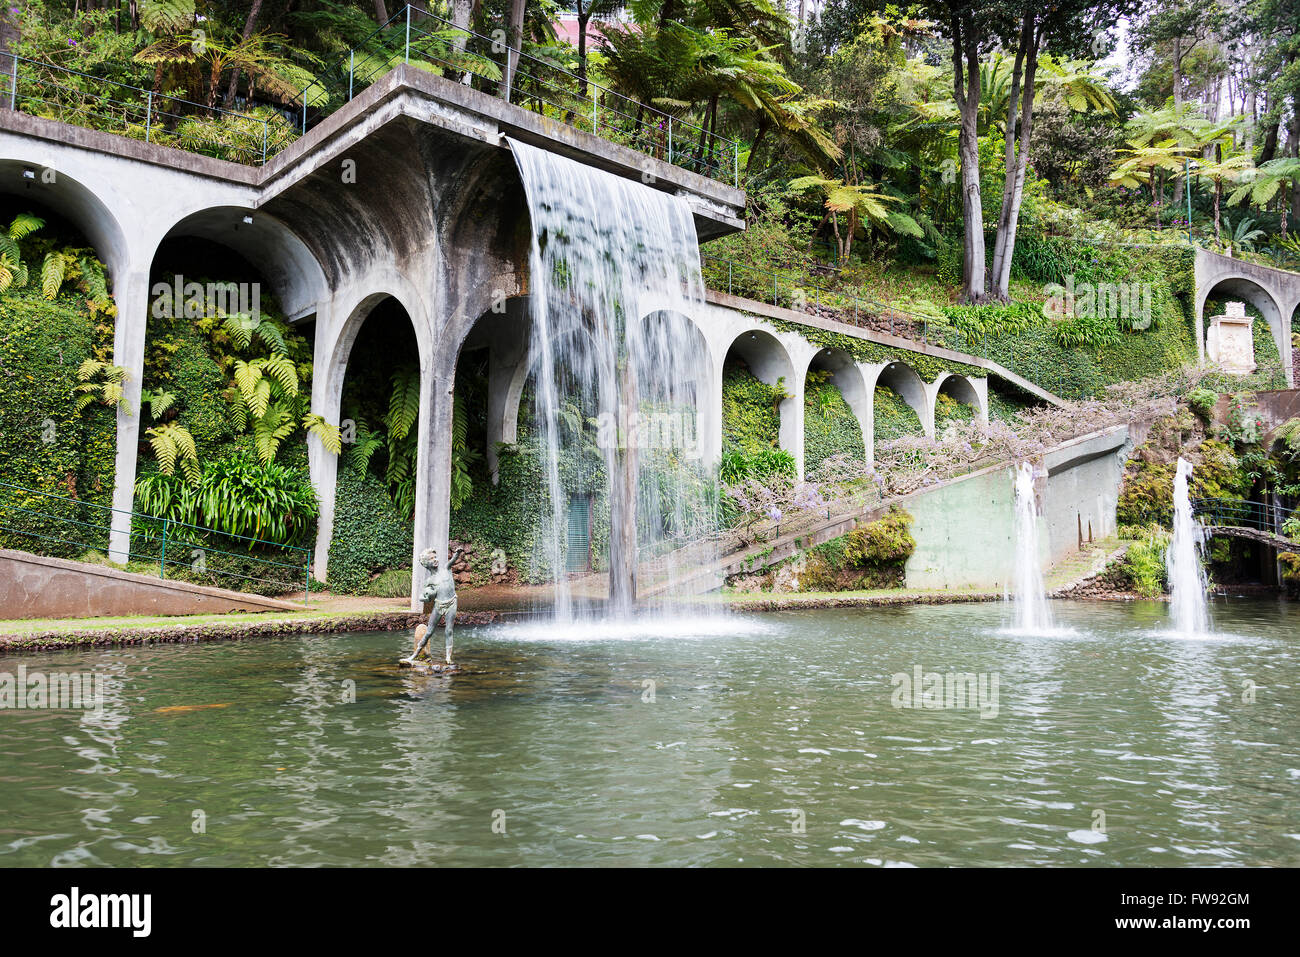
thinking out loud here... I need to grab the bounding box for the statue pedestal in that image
[399,658,461,675]
[1206,302,1256,374]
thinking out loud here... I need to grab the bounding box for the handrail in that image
[0,480,313,601]
[1,52,276,164]
[297,4,741,185]
[1191,496,1295,533]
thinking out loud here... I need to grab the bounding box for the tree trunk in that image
[222,0,265,110]
[990,13,1035,300]
[497,0,525,100]
[746,116,770,174]
[373,1,389,23]
[952,13,985,302]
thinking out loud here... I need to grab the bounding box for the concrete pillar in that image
[107,267,153,563]
[307,302,341,584]
[486,317,529,483]
[781,373,805,478]
[411,361,453,611]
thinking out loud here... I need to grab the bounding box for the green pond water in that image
[1,599,1297,867]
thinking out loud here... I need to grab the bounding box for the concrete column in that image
[308,302,340,583]
[411,357,454,611]
[781,374,805,478]
[107,268,153,564]
[486,316,529,483]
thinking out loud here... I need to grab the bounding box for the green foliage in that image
[803,373,865,473]
[73,358,131,415]
[873,385,922,442]
[134,452,317,546]
[364,567,413,599]
[326,468,415,594]
[720,446,797,484]
[1124,533,1169,598]
[0,286,116,556]
[1187,388,1219,423]
[801,506,916,590]
[1117,439,1249,528]
[722,361,787,455]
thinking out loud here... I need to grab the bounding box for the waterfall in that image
[1009,462,1053,632]
[507,138,716,620]
[1167,457,1211,635]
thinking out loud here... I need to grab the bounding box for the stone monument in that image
[1205,301,1256,374]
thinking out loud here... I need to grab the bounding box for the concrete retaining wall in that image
[905,427,1129,591]
[0,549,303,620]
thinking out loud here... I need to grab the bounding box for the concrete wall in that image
[905,427,1129,591]
[0,550,302,620]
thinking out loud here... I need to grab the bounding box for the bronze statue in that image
[402,546,462,666]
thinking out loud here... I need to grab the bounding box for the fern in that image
[78,256,110,307]
[8,213,44,240]
[139,0,196,35]
[41,251,67,299]
[345,415,386,474]
[303,413,342,455]
[252,401,298,464]
[147,423,200,484]
[385,366,420,441]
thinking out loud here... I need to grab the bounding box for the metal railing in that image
[0,53,286,165]
[296,4,740,184]
[701,253,996,360]
[1,6,740,183]
[0,480,313,603]
[1192,497,1295,535]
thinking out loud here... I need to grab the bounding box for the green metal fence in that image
[0,480,313,603]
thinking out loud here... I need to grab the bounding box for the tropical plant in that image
[145,421,200,484]
[73,359,132,415]
[1227,157,1300,238]
[135,452,319,545]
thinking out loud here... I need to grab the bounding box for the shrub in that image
[801,506,916,590]
[1124,535,1168,597]
[1187,388,1218,423]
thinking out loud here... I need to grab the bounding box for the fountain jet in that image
[1009,462,1054,632]
[1166,457,1211,636]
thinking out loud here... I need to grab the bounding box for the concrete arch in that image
[803,347,871,471]
[868,360,932,438]
[0,159,131,276]
[721,327,801,471]
[928,371,989,432]
[1194,247,1299,387]
[309,289,434,593]
[155,206,328,321]
[637,308,719,466]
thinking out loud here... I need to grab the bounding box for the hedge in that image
[0,288,116,556]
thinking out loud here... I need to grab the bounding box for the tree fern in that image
[139,0,196,35]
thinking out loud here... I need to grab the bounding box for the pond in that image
[1,598,1297,866]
